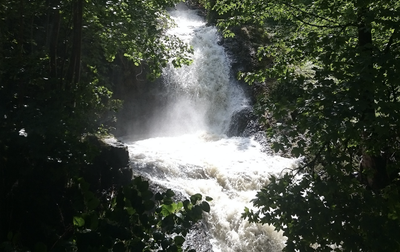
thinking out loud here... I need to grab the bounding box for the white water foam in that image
[127,132,299,251]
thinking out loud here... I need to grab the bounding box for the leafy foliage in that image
[0,0,198,251]
[199,0,400,250]
[243,172,400,251]
[72,176,211,252]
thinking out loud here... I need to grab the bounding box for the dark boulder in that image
[83,136,131,191]
[226,107,255,137]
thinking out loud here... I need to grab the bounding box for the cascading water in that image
[124,5,299,252]
[144,8,246,137]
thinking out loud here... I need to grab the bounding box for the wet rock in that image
[184,221,214,252]
[226,107,255,137]
[221,26,255,74]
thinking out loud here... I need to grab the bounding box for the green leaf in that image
[205,196,213,202]
[190,193,202,205]
[79,179,90,192]
[173,236,185,246]
[125,206,136,215]
[191,205,203,218]
[7,231,13,241]
[34,242,47,252]
[83,191,95,201]
[153,232,164,241]
[155,192,164,201]
[144,200,156,211]
[163,197,174,205]
[201,201,211,213]
[176,201,183,210]
[113,242,125,252]
[161,203,177,216]
[183,200,192,211]
[165,189,175,198]
[73,216,85,227]
[162,238,171,250]
[90,213,99,230]
[87,197,100,210]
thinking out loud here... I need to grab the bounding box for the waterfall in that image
[144,8,247,137]
[124,6,299,252]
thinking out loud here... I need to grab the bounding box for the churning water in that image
[124,6,299,252]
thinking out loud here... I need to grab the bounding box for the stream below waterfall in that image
[121,5,299,252]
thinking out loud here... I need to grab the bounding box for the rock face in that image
[220,26,272,138]
[83,136,132,191]
[226,107,255,137]
[221,27,255,74]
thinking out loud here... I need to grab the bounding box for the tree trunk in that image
[66,0,83,89]
[357,8,389,191]
[49,1,61,83]
[17,0,25,107]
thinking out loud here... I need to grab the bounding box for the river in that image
[123,5,299,252]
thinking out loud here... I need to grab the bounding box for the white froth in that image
[127,133,298,251]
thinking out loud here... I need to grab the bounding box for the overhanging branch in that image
[284,2,356,29]
[293,15,355,29]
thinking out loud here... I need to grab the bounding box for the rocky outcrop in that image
[221,27,255,74]
[226,107,255,137]
[83,136,132,191]
[220,26,274,139]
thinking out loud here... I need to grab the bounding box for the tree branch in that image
[384,28,398,54]
[292,15,355,29]
[282,2,357,29]
[284,2,340,25]
[295,142,328,176]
